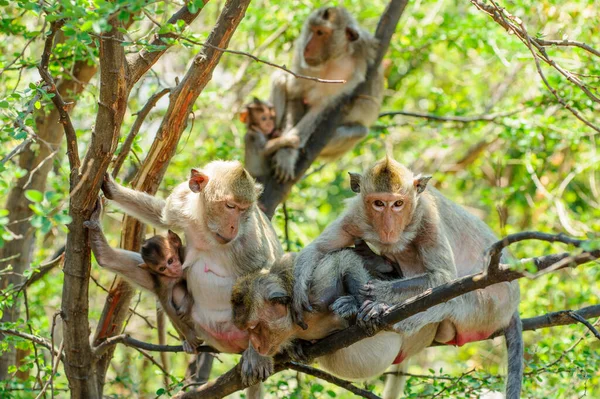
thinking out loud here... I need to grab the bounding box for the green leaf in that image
[34,101,41,109]
[25,190,43,203]
[0,100,8,108]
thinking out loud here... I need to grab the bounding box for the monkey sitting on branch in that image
[231,249,445,399]
[291,156,523,399]
[84,200,202,354]
[241,97,299,181]
[270,6,384,182]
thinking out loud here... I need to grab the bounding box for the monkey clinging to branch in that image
[241,97,300,180]
[270,6,384,182]
[292,156,523,399]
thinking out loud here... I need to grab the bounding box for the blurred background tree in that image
[0,0,598,397]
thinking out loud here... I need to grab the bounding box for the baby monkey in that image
[242,97,300,180]
[84,200,202,353]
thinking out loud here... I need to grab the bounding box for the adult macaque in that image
[101,161,284,390]
[83,201,201,353]
[241,97,300,180]
[231,250,437,399]
[292,157,523,398]
[270,6,384,182]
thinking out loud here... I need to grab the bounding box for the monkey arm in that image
[84,221,155,292]
[102,173,169,229]
[263,136,300,156]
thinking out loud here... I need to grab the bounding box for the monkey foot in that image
[357,300,390,336]
[240,348,274,386]
[330,295,359,319]
[182,340,196,354]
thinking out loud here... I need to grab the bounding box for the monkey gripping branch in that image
[178,232,600,398]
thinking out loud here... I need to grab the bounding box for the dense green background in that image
[1,0,599,397]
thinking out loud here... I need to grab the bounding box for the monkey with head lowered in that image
[83,200,201,353]
[291,156,523,399]
[270,6,384,182]
[241,97,300,180]
[231,249,449,399]
[101,161,283,393]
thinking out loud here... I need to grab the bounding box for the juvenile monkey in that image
[101,161,283,391]
[231,251,436,399]
[241,97,300,180]
[270,6,384,182]
[292,157,523,399]
[83,201,201,353]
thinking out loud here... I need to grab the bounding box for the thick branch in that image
[260,0,410,217]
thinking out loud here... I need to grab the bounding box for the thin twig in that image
[179,37,346,84]
[378,108,523,122]
[567,311,600,340]
[0,329,64,361]
[287,362,381,399]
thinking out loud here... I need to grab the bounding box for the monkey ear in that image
[137,263,149,270]
[254,183,264,197]
[239,109,249,123]
[348,172,362,193]
[346,27,359,42]
[414,175,432,194]
[189,169,209,193]
[168,230,183,247]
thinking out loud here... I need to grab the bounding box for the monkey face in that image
[250,107,276,136]
[303,25,333,66]
[364,193,413,245]
[231,272,294,356]
[205,198,251,244]
[141,234,184,278]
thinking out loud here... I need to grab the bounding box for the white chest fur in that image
[303,55,357,107]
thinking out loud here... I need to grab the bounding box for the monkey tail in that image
[504,311,523,399]
[382,361,408,399]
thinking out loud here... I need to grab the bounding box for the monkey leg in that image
[320,123,368,160]
[382,362,408,399]
[240,344,274,386]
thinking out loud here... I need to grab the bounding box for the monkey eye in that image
[393,200,404,208]
[374,200,385,207]
[167,258,174,265]
[226,203,236,209]
[261,116,267,121]
[316,29,324,36]
[159,266,166,272]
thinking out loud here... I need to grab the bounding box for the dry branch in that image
[260,0,410,217]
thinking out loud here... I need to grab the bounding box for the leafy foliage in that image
[0,0,599,397]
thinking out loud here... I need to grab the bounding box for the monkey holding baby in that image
[270,6,384,182]
[241,97,299,180]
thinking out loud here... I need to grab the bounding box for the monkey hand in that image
[330,295,359,319]
[240,347,274,386]
[359,279,394,301]
[272,147,298,183]
[101,172,117,200]
[83,198,103,231]
[357,299,391,336]
[182,339,199,354]
[285,340,312,364]
[291,287,312,330]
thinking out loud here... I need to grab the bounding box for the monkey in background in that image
[84,200,202,353]
[292,156,523,398]
[231,249,442,399]
[241,97,300,180]
[270,6,384,182]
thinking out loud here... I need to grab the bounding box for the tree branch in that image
[112,88,171,178]
[260,0,410,217]
[37,19,80,176]
[0,329,64,362]
[378,108,523,123]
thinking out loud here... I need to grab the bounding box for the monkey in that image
[270,6,384,182]
[231,250,442,399]
[83,200,202,353]
[241,97,300,180]
[291,156,523,399]
[101,160,284,390]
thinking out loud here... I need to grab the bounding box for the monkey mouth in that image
[214,233,232,244]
